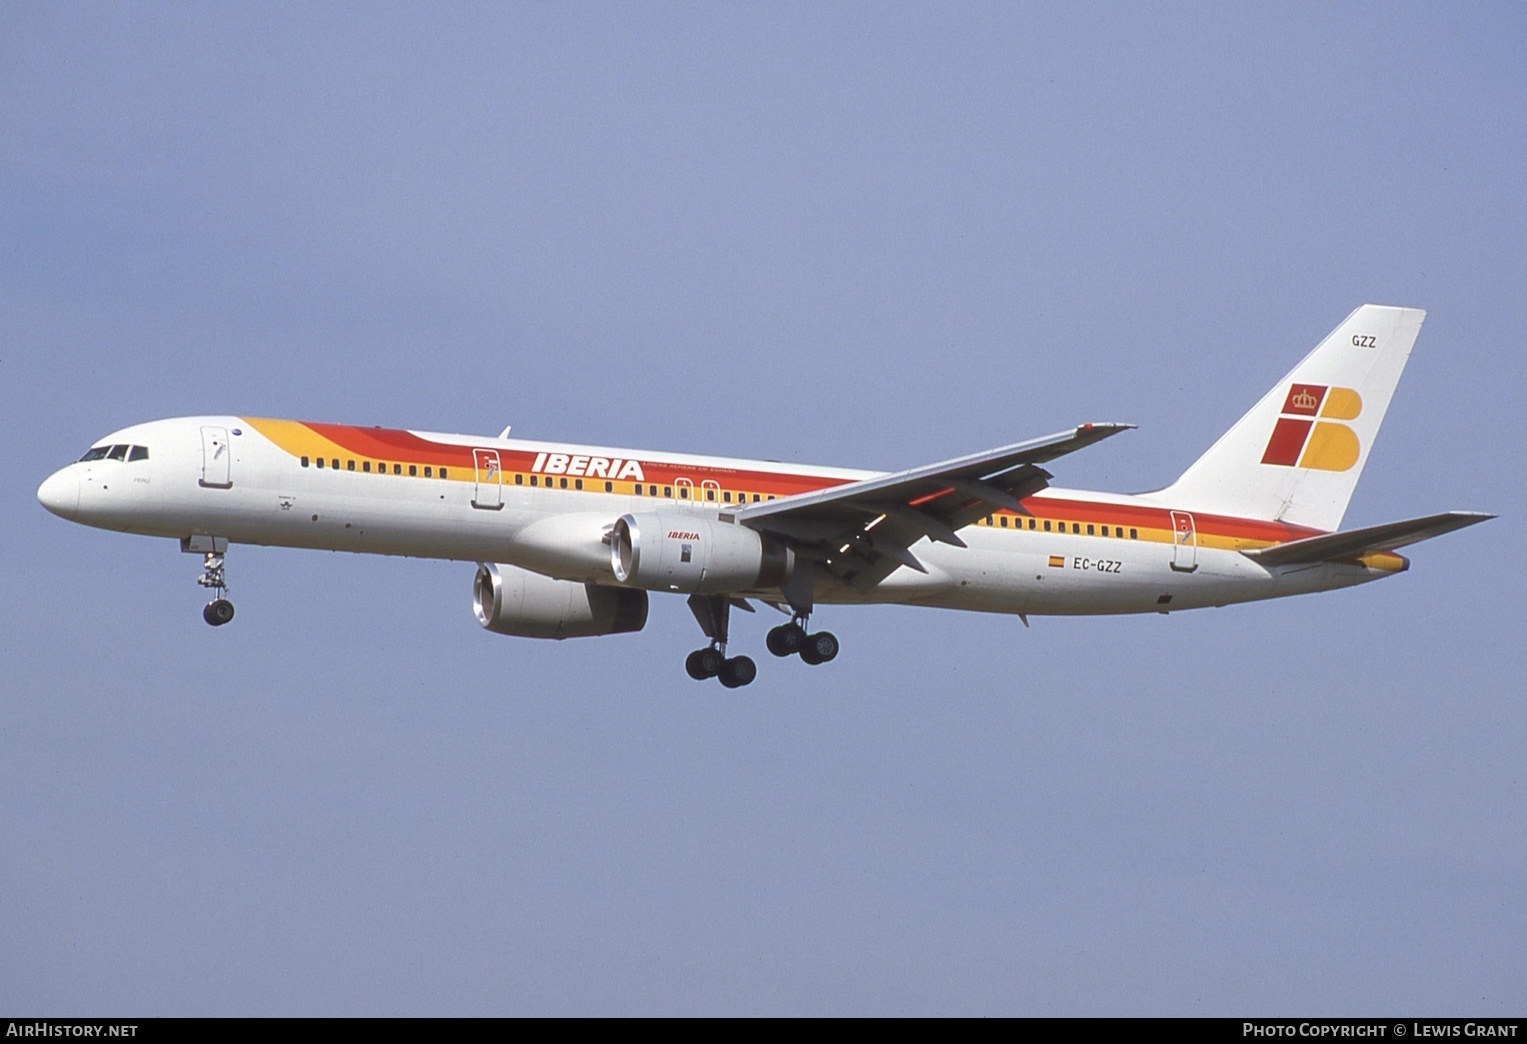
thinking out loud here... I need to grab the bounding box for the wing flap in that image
[735,423,1133,594]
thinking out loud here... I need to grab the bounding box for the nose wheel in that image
[191,544,235,627]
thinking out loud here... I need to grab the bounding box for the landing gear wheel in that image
[766,622,806,657]
[718,655,757,689]
[799,630,839,665]
[203,599,235,627]
[685,647,725,680]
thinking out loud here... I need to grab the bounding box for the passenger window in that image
[440,468,448,479]
[347,460,356,471]
[1087,524,1094,535]
[574,478,583,490]
[649,485,658,496]
[301,456,310,467]
[1000,516,1008,528]
[664,486,672,498]
[530,475,538,486]
[409,465,418,477]
[753,494,761,502]
[706,489,715,502]
[316,458,325,469]
[559,477,567,489]
[393,464,402,475]
[1072,523,1080,534]
[679,487,689,499]
[633,483,642,495]
[604,481,612,492]
[107,445,128,461]
[129,445,149,461]
[1043,520,1050,531]
[724,491,732,503]
[1028,518,1036,529]
[515,473,523,485]
[424,466,432,478]
[362,461,371,473]
[1130,528,1138,539]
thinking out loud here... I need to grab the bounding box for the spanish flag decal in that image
[1048,555,1065,568]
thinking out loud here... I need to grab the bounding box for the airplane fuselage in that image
[39,414,1400,620]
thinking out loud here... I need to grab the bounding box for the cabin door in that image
[1170,511,1198,572]
[199,426,232,489]
[472,448,503,509]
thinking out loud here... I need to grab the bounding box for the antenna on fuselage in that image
[498,425,512,439]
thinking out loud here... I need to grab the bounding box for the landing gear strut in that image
[184,535,235,627]
[681,569,840,685]
[686,594,756,688]
[766,617,837,665]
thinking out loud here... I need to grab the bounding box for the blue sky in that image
[3,3,1523,1015]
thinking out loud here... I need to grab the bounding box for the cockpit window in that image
[77,444,149,463]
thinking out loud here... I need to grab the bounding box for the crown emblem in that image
[1291,389,1318,411]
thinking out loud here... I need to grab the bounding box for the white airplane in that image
[38,305,1490,687]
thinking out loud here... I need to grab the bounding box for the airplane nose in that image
[37,468,80,521]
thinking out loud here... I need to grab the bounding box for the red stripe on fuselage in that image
[288,422,1323,544]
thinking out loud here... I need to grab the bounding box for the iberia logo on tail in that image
[1260,383,1363,471]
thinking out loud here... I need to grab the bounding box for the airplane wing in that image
[736,423,1134,594]
[1241,510,1495,568]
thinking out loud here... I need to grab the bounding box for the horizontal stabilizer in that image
[1242,511,1493,567]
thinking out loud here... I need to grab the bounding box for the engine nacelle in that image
[473,562,648,639]
[610,512,794,594]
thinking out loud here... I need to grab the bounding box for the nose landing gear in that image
[183,535,235,627]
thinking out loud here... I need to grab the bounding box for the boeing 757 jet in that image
[37,305,1491,686]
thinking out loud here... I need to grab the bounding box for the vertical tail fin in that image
[1155,304,1425,532]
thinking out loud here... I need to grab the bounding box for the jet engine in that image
[473,562,648,639]
[609,512,794,593]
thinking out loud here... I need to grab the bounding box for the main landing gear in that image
[684,646,758,688]
[684,594,839,686]
[685,594,757,688]
[765,619,839,665]
[184,535,235,627]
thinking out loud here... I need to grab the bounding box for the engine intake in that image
[473,562,648,639]
[610,512,794,593]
